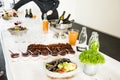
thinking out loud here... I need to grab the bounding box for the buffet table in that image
[0,18,120,80]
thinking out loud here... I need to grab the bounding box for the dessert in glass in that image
[9,50,20,62]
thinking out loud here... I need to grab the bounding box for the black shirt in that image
[13,0,59,13]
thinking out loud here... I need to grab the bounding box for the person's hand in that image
[12,9,17,13]
[46,10,53,16]
[9,9,17,17]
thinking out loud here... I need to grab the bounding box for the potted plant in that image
[79,49,105,76]
[79,32,105,76]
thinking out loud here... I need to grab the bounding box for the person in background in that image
[12,0,60,20]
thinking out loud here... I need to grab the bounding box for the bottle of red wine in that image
[29,8,33,18]
[25,9,29,18]
[58,11,66,24]
[63,14,71,24]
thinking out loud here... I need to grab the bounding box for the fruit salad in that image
[45,58,77,73]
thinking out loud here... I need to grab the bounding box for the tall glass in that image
[68,29,79,46]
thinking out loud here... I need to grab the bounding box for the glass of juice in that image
[68,29,79,46]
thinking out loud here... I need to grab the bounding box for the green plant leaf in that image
[79,49,105,64]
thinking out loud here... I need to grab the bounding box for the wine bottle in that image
[42,13,49,33]
[29,8,33,18]
[63,14,71,24]
[25,9,29,18]
[58,11,66,24]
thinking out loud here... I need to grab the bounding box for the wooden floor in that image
[0,22,120,80]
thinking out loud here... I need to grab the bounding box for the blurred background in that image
[1,0,120,38]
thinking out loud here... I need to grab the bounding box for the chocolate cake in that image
[27,43,75,56]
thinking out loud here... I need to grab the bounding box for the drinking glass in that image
[20,48,30,61]
[68,29,79,46]
[9,50,20,62]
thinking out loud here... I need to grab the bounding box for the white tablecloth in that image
[0,18,120,80]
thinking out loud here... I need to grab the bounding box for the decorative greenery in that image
[79,49,105,64]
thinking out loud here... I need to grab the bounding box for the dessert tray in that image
[9,43,76,61]
[27,43,75,58]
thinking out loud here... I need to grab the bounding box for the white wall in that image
[3,0,120,38]
[57,0,76,20]
[58,0,120,38]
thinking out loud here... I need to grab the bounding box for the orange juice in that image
[68,29,79,46]
[42,20,49,33]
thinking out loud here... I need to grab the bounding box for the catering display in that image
[1,9,119,80]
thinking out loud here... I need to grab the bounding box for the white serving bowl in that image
[8,29,28,43]
[44,58,79,79]
[8,29,28,36]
